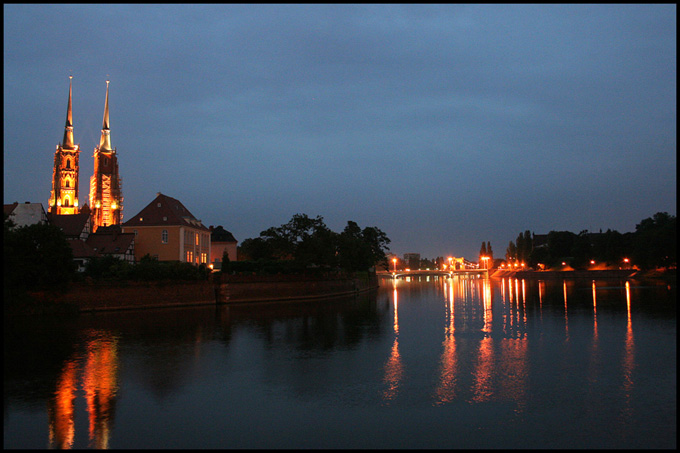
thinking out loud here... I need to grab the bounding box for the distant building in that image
[47,204,96,271]
[48,204,92,241]
[4,202,48,228]
[209,225,238,270]
[86,225,135,264]
[122,192,211,265]
[403,253,420,270]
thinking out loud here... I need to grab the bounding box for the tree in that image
[632,212,676,269]
[506,240,517,262]
[547,230,576,265]
[570,230,593,270]
[4,218,76,293]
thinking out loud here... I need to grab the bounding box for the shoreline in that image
[490,268,675,282]
[13,274,380,315]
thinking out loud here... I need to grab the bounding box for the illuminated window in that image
[186,250,193,263]
[195,232,199,246]
[161,229,168,243]
[201,252,207,264]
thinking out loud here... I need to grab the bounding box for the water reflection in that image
[48,331,119,449]
[382,282,403,402]
[433,278,458,404]
[621,281,635,429]
[4,276,675,449]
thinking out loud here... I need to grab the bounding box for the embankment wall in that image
[33,274,378,313]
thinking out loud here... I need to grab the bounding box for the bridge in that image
[378,268,489,279]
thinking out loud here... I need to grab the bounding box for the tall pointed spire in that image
[98,80,112,151]
[62,75,74,149]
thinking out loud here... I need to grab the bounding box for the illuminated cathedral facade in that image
[49,77,123,231]
[49,76,81,215]
[89,80,123,229]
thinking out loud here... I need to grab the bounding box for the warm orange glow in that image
[383,287,402,402]
[83,334,119,449]
[434,276,457,404]
[111,201,117,210]
[48,360,77,449]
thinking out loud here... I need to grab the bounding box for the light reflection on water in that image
[3,274,676,449]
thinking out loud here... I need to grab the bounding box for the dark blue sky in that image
[3,4,676,260]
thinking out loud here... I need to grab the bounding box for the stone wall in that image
[52,280,217,312]
[36,273,379,313]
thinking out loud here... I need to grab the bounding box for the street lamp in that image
[392,258,397,273]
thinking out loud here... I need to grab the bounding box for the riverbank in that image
[490,268,676,283]
[14,273,379,315]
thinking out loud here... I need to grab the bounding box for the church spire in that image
[62,76,74,149]
[98,80,112,151]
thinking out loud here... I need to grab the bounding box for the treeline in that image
[235,213,390,274]
[504,212,676,270]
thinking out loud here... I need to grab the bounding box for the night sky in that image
[3,4,676,260]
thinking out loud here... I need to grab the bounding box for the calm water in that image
[4,275,676,449]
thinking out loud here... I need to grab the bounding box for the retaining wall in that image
[34,274,378,313]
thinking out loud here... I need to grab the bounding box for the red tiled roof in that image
[86,231,135,255]
[47,205,91,237]
[4,202,18,216]
[210,225,237,243]
[122,193,209,231]
[67,238,98,258]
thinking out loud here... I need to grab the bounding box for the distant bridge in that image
[378,268,489,279]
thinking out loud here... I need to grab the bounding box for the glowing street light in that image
[392,258,397,273]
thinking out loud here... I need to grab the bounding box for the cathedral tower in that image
[49,76,81,215]
[89,80,123,231]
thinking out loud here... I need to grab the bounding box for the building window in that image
[161,229,168,243]
[201,252,207,264]
[195,232,199,246]
[186,250,193,263]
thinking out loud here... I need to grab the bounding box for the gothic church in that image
[49,77,123,231]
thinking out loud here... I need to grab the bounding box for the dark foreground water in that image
[4,275,676,449]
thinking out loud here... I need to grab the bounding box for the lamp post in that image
[392,258,397,273]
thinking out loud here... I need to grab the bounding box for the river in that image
[3,274,676,448]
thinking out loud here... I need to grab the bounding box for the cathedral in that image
[49,77,123,231]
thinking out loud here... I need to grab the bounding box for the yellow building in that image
[122,193,210,264]
[209,225,238,270]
